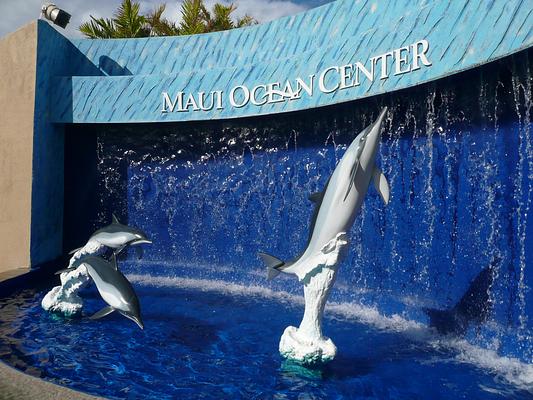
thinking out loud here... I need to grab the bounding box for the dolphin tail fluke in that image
[423,261,497,335]
[423,307,460,335]
[454,264,495,321]
[258,252,285,280]
[90,306,115,320]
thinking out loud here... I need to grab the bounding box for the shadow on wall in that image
[99,56,132,76]
[63,123,129,253]
[62,55,131,252]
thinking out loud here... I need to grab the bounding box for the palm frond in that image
[236,15,257,28]
[146,4,180,36]
[207,3,236,32]
[113,0,149,38]
[79,16,117,39]
[179,0,207,35]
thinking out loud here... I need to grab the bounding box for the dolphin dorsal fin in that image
[110,254,118,270]
[112,213,120,224]
[372,166,390,205]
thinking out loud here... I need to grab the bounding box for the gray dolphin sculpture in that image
[72,255,144,329]
[260,108,390,281]
[70,214,152,256]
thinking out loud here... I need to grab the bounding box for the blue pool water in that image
[0,276,532,399]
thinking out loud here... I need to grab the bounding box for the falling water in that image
[79,52,532,365]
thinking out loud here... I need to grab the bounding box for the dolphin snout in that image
[133,231,152,245]
[375,107,388,129]
[135,317,144,330]
[365,107,388,144]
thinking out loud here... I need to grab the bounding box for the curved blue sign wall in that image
[46,0,533,123]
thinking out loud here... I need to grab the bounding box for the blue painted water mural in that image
[79,55,532,365]
[50,0,533,124]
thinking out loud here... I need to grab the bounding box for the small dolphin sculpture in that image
[259,108,390,282]
[424,259,497,335]
[70,214,151,257]
[69,255,144,330]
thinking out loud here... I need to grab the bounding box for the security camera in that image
[41,3,71,29]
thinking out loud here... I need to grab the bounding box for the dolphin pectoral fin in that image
[372,166,390,205]
[258,252,285,280]
[68,247,83,255]
[90,306,115,320]
[112,213,120,224]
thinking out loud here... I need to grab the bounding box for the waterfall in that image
[73,52,532,364]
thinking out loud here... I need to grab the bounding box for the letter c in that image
[319,66,340,94]
[251,85,268,106]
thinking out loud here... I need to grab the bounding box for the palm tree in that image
[178,0,209,35]
[79,0,257,39]
[79,0,150,39]
[205,3,244,32]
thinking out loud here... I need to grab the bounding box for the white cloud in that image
[0,0,323,39]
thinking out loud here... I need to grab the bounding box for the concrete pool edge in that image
[0,257,66,291]
[0,259,103,398]
[0,360,101,399]
[0,268,30,284]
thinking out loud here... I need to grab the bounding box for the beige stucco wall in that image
[0,22,37,274]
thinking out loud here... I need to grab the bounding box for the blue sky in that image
[0,0,332,39]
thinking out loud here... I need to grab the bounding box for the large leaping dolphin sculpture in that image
[70,214,152,257]
[260,107,390,283]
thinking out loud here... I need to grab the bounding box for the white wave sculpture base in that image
[41,241,104,317]
[279,232,348,365]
